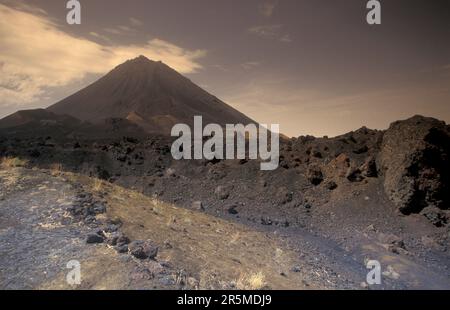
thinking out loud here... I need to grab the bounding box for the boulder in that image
[378,116,450,214]
[346,167,363,182]
[307,166,324,186]
[325,181,338,190]
[214,185,232,200]
[192,201,204,211]
[129,240,159,260]
[360,157,378,177]
[86,233,104,244]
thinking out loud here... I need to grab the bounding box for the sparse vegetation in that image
[93,178,105,192]
[0,156,28,168]
[236,271,266,290]
[49,163,63,176]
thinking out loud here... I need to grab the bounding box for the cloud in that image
[280,34,292,43]
[0,0,47,15]
[103,17,144,36]
[248,24,282,38]
[258,1,277,17]
[248,24,292,43]
[211,64,229,72]
[129,17,143,27]
[240,61,261,70]
[89,31,111,42]
[0,3,206,108]
[104,25,136,35]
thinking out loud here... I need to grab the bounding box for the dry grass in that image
[93,178,105,192]
[236,271,266,290]
[0,156,28,168]
[49,163,63,176]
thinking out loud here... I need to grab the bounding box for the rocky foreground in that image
[0,115,449,289]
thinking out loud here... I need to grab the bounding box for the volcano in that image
[46,55,255,134]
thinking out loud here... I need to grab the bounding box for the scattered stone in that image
[421,207,448,227]
[279,160,289,169]
[86,233,104,244]
[227,205,239,215]
[421,236,442,250]
[276,188,294,204]
[325,181,338,190]
[84,215,97,224]
[365,224,376,232]
[378,233,406,254]
[192,201,204,211]
[261,217,273,226]
[129,240,159,260]
[353,145,368,154]
[303,203,312,210]
[163,240,173,249]
[307,167,324,186]
[166,168,176,177]
[187,277,199,289]
[104,223,120,233]
[106,232,129,246]
[346,167,364,182]
[332,153,351,177]
[382,265,400,280]
[115,244,129,253]
[90,203,106,215]
[215,185,231,200]
[312,150,322,158]
[360,157,378,177]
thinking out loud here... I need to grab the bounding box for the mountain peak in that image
[128,55,160,64]
[47,56,255,134]
[115,55,162,70]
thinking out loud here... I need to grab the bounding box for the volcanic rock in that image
[378,115,450,214]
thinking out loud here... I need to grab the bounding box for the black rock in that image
[353,145,368,154]
[307,167,324,186]
[115,244,129,253]
[346,167,364,182]
[360,157,378,178]
[325,181,338,190]
[261,217,273,226]
[378,115,450,214]
[227,205,239,215]
[214,185,231,200]
[128,240,159,260]
[86,233,104,244]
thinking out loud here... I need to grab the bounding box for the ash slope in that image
[47,56,255,134]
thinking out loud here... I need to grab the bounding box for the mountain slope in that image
[47,56,255,133]
[0,109,80,130]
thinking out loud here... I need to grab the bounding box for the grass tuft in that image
[0,156,28,168]
[236,271,266,290]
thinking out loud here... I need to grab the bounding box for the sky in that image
[0,0,449,137]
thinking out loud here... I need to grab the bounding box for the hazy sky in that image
[0,0,449,137]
